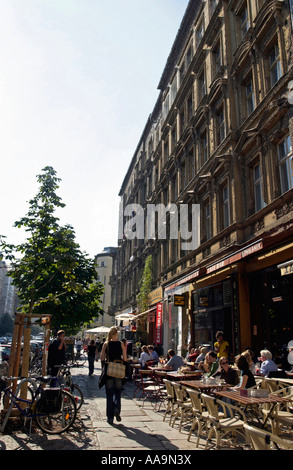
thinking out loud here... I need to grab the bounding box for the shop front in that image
[191,278,236,354]
[248,257,293,358]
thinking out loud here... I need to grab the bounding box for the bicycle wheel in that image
[35,389,77,434]
[69,383,84,411]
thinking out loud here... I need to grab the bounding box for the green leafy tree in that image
[0,166,104,333]
[137,254,153,313]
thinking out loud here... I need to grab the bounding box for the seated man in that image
[148,345,159,364]
[259,349,278,377]
[164,349,185,371]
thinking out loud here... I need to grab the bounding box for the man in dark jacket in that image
[47,330,66,376]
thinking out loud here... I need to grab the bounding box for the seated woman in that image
[139,345,152,369]
[219,356,239,386]
[234,355,256,389]
[241,349,256,374]
[198,351,219,377]
[195,347,208,364]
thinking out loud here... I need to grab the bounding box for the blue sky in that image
[0,0,189,258]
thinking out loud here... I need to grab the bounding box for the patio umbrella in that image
[85,326,111,333]
[115,313,136,320]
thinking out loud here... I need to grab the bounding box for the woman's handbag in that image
[107,360,126,379]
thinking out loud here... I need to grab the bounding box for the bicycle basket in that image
[38,388,62,413]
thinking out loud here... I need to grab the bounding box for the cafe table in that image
[214,389,292,428]
[179,379,230,394]
[166,371,202,381]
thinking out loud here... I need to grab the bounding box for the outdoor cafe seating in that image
[185,388,210,447]
[170,382,192,432]
[202,392,248,449]
[133,369,165,407]
[162,379,176,425]
[130,365,293,449]
[244,423,293,450]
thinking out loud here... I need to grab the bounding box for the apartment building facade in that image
[116,0,293,358]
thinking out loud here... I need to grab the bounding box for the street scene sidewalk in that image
[0,361,210,453]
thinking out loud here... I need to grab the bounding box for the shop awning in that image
[278,260,293,276]
[135,306,157,320]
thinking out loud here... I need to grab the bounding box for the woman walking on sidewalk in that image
[100,327,127,424]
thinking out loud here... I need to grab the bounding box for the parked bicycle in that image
[57,365,84,411]
[65,350,86,367]
[0,375,77,435]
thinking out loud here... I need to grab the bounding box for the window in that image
[213,41,222,76]
[181,160,186,192]
[200,129,209,166]
[187,96,193,122]
[210,0,219,17]
[269,44,282,88]
[198,68,207,101]
[222,185,230,228]
[278,135,293,194]
[180,109,185,135]
[216,107,226,145]
[253,164,264,212]
[204,201,211,240]
[245,77,255,115]
[186,45,192,69]
[240,6,249,39]
[196,18,205,47]
[171,127,176,152]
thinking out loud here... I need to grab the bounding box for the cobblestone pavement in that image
[0,361,251,455]
[0,364,101,450]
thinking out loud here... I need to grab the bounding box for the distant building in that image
[0,260,18,331]
[93,247,118,328]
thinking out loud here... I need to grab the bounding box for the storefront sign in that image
[148,287,163,305]
[278,260,293,276]
[155,303,163,344]
[206,240,263,274]
[174,295,186,306]
[165,268,201,293]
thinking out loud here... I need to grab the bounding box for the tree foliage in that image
[0,166,104,333]
[136,255,153,313]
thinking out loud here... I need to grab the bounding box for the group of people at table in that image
[137,331,290,389]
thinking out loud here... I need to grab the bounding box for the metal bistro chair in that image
[202,393,247,449]
[151,371,168,411]
[244,423,293,450]
[185,388,210,447]
[262,388,293,435]
[171,383,192,433]
[163,379,176,425]
[133,369,156,399]
[134,370,164,407]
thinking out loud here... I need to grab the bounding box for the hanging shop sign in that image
[174,295,186,306]
[278,260,293,276]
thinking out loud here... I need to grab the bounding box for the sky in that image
[0,0,189,259]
